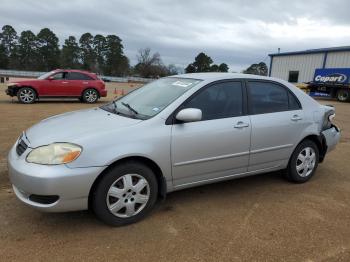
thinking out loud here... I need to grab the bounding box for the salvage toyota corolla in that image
[8,73,340,226]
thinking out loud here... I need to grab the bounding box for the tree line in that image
[0,25,179,77]
[0,24,267,77]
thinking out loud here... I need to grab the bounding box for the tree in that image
[37,28,60,71]
[0,25,18,68]
[93,34,107,74]
[243,62,268,76]
[0,25,17,56]
[79,33,95,71]
[0,44,9,68]
[135,48,167,78]
[61,36,81,69]
[104,35,129,76]
[193,52,212,72]
[185,52,229,73]
[17,30,39,70]
[218,63,229,72]
[185,63,196,73]
[210,64,219,72]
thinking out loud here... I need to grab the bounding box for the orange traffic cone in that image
[113,88,117,95]
[121,89,125,96]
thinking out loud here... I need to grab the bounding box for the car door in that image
[247,80,306,172]
[171,80,251,187]
[66,72,93,96]
[41,71,67,96]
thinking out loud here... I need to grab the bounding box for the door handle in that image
[62,81,68,84]
[291,115,302,121]
[234,121,249,128]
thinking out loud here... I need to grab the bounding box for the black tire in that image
[336,89,350,102]
[284,140,319,183]
[92,161,158,226]
[82,88,99,103]
[17,87,37,104]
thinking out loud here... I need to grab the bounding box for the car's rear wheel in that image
[285,140,319,183]
[17,87,37,104]
[82,88,99,103]
[92,161,158,226]
[336,89,350,102]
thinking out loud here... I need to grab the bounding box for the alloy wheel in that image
[19,89,35,103]
[84,90,97,103]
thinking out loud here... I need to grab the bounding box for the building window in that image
[288,71,299,83]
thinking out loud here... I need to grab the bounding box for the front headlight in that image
[8,83,18,87]
[26,143,82,165]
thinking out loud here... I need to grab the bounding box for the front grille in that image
[16,139,28,156]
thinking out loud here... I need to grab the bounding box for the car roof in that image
[53,69,93,74]
[171,72,278,82]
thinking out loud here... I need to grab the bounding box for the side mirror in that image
[176,108,202,123]
[48,76,54,80]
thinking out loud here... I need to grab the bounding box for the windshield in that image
[38,71,56,80]
[101,77,202,119]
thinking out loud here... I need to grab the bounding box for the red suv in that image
[6,69,107,104]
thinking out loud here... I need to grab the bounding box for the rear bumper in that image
[321,125,340,153]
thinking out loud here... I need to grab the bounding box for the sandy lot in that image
[0,83,349,261]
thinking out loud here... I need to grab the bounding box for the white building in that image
[269,46,350,83]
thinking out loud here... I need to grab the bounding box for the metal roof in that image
[269,46,350,57]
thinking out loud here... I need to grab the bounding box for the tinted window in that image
[288,92,301,110]
[248,81,288,114]
[184,81,243,121]
[67,72,93,80]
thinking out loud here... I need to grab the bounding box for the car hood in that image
[10,79,42,86]
[26,107,142,148]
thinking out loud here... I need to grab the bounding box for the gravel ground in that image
[0,83,349,261]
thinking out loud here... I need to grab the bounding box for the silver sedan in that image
[8,73,340,226]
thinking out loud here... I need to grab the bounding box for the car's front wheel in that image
[82,88,99,103]
[92,161,158,226]
[285,140,319,183]
[17,87,37,104]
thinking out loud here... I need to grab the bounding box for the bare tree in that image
[135,48,168,78]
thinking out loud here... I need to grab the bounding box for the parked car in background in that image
[8,73,340,226]
[5,69,107,103]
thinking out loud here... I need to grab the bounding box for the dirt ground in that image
[0,83,349,261]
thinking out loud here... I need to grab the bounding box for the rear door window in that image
[247,81,289,114]
[67,72,93,80]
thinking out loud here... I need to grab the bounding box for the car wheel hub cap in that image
[296,147,316,177]
[106,174,150,218]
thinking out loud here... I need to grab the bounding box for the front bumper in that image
[321,125,340,153]
[5,87,16,97]
[8,140,106,212]
[100,89,107,97]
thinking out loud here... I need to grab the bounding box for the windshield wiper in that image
[113,100,118,113]
[121,102,139,115]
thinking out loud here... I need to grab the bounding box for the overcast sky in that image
[2,0,350,72]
